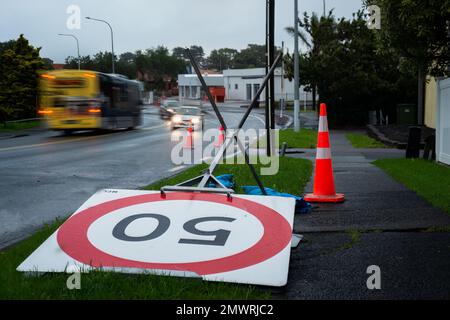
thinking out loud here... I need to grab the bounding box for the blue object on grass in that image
[206,174,235,189]
[207,174,311,214]
[242,186,312,214]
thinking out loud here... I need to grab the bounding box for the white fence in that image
[437,78,450,165]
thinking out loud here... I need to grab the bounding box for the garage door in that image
[437,78,450,165]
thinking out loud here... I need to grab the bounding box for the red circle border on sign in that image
[57,192,292,276]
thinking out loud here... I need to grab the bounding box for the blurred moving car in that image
[171,106,204,131]
[160,99,179,120]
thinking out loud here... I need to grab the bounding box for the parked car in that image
[160,99,180,120]
[171,106,204,131]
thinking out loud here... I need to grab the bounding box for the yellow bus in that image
[38,69,143,133]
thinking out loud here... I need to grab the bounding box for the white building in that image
[178,67,312,103]
[178,74,224,100]
[223,67,310,102]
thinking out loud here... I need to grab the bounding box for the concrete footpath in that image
[283,131,450,299]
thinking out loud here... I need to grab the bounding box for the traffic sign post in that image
[18,189,296,287]
[177,48,282,197]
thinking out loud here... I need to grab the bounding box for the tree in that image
[172,46,187,60]
[92,52,117,73]
[64,46,185,92]
[367,0,450,124]
[134,46,185,91]
[188,45,205,65]
[0,35,44,123]
[65,55,95,70]
[117,52,137,79]
[42,58,54,70]
[233,44,267,69]
[172,45,205,65]
[0,40,15,53]
[66,52,127,75]
[284,10,417,125]
[206,48,238,71]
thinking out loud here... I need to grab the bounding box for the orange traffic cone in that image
[304,103,345,203]
[215,125,225,147]
[184,125,194,149]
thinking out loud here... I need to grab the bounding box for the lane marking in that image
[204,112,265,128]
[0,112,261,153]
[201,112,266,161]
[168,165,187,173]
[0,135,106,152]
[248,114,266,125]
[140,124,167,131]
[0,124,166,152]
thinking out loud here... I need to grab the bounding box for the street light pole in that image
[58,33,80,70]
[86,17,115,74]
[294,0,300,132]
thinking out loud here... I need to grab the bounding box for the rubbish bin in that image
[397,104,417,124]
[406,126,421,158]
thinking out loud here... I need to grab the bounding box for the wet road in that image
[0,105,266,248]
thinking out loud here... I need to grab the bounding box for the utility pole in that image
[265,0,275,156]
[294,0,300,132]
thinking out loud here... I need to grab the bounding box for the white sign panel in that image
[18,189,295,287]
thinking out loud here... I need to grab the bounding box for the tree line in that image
[284,0,449,125]
[2,0,448,125]
[0,37,268,122]
[64,44,268,92]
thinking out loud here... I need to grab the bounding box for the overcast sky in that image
[1,0,364,63]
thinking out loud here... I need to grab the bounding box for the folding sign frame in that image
[160,49,283,197]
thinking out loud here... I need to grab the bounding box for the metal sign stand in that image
[161,49,283,197]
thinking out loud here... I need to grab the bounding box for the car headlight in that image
[172,116,182,123]
[168,108,174,113]
[191,117,200,124]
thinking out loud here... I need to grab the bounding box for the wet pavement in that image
[284,130,450,299]
[0,105,266,249]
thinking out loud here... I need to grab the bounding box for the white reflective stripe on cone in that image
[316,147,332,160]
[319,116,329,133]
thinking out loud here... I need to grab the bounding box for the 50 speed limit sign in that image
[18,189,296,286]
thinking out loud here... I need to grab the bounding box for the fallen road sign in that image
[17,189,295,287]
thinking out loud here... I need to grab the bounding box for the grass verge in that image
[346,133,387,148]
[146,157,312,195]
[257,129,317,149]
[0,121,41,132]
[0,157,312,299]
[0,220,268,299]
[374,158,450,215]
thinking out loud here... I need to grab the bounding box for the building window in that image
[235,84,238,90]
[181,86,185,97]
[246,84,252,100]
[191,86,197,98]
[253,84,260,100]
[186,86,190,98]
